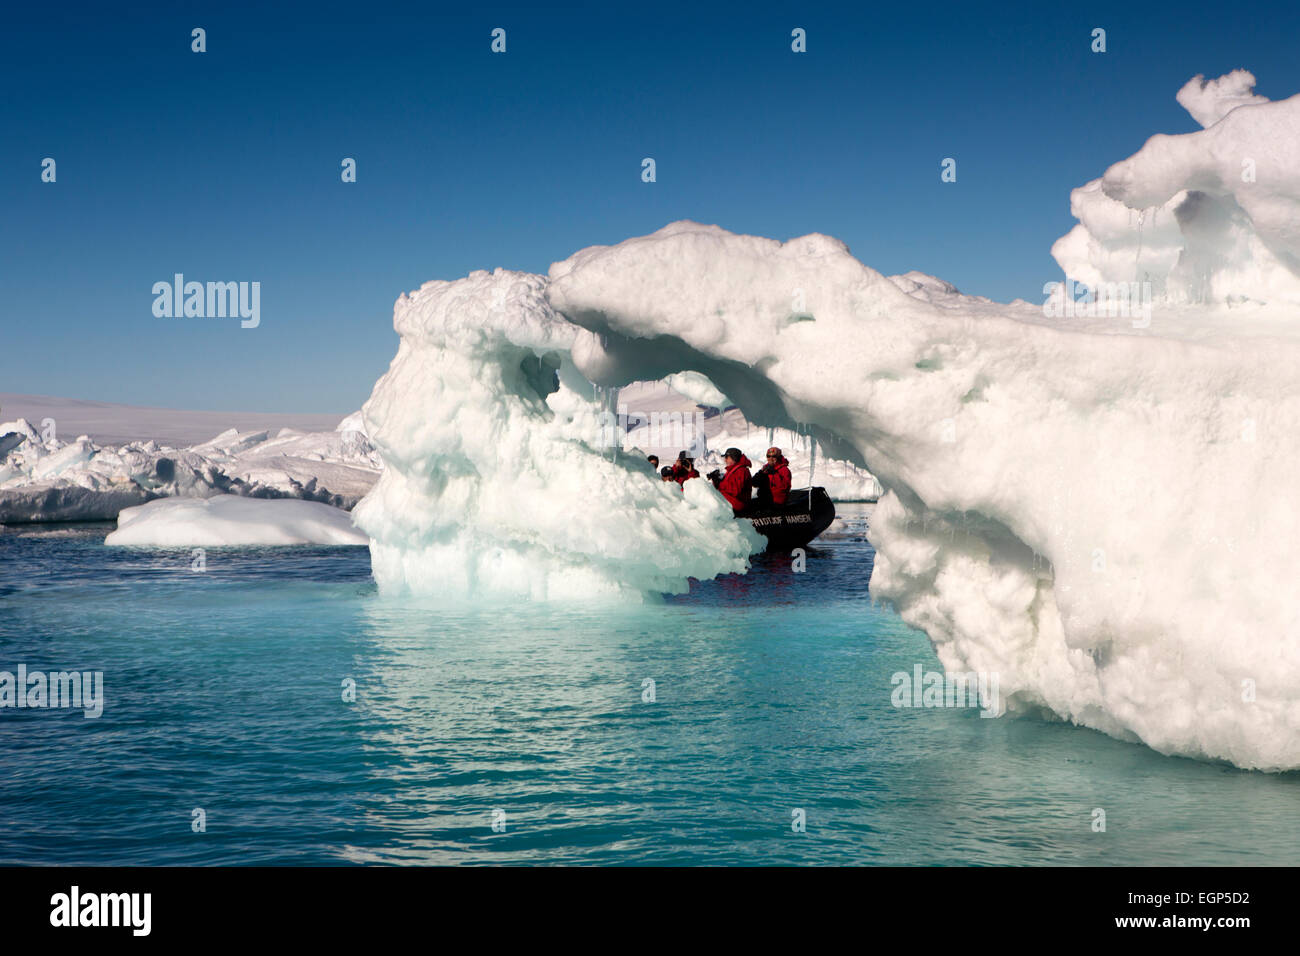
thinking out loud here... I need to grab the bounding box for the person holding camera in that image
[672,451,699,485]
[708,447,752,513]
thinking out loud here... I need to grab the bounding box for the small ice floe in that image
[105,494,368,547]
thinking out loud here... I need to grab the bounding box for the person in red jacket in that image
[711,447,752,513]
[757,447,793,506]
[672,452,700,485]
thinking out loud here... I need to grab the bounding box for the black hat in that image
[724,447,743,461]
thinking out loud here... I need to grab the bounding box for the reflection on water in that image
[1,506,1296,864]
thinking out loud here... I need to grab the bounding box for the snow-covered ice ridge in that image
[360,72,1300,770]
[0,413,382,523]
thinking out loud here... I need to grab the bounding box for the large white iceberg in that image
[356,71,1300,771]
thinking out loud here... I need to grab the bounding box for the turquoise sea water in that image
[1,504,1296,865]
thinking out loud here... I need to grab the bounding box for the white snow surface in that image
[357,72,1300,770]
[105,494,367,547]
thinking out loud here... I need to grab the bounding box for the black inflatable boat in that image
[742,487,836,551]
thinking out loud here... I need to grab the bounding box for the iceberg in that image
[359,72,1300,770]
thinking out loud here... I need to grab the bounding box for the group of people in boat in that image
[648,446,792,515]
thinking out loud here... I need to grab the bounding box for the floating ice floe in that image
[105,494,367,547]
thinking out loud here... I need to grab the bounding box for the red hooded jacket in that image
[765,455,792,505]
[717,454,752,512]
[673,463,700,485]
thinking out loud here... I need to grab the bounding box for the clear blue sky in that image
[3,0,1297,413]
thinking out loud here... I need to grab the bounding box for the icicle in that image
[1134,207,1148,275]
[807,436,816,508]
[606,386,621,463]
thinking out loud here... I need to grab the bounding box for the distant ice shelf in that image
[0,413,382,523]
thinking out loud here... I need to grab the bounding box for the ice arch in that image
[355,72,1300,770]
